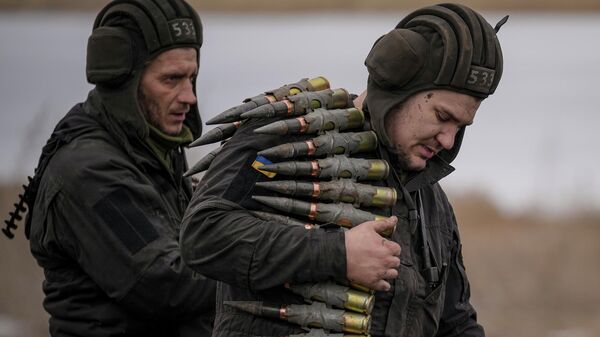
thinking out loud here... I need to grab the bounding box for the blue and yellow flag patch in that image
[252,155,277,178]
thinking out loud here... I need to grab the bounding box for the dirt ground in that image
[1,184,599,337]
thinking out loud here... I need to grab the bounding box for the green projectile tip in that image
[257,143,295,160]
[254,120,288,135]
[240,104,275,119]
[184,157,210,177]
[206,101,255,125]
[189,123,238,147]
[251,195,289,212]
[255,181,288,193]
[189,133,213,147]
[241,101,289,119]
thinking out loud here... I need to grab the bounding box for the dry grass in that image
[1,185,599,336]
[453,193,600,337]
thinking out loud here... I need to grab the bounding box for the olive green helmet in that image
[365,3,505,162]
[87,0,202,85]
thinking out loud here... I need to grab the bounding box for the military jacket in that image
[28,89,216,337]
[180,114,483,337]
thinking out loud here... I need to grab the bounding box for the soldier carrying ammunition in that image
[181,4,507,337]
[185,74,389,333]
[184,73,392,334]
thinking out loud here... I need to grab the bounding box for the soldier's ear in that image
[86,26,136,86]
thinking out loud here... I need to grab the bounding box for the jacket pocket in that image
[419,263,449,337]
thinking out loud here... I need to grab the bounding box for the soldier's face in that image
[139,47,198,136]
[384,89,480,171]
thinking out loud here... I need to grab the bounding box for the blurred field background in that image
[1,0,600,11]
[1,1,599,337]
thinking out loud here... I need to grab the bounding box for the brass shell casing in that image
[344,108,366,130]
[287,282,374,315]
[329,88,351,109]
[345,289,375,315]
[366,160,389,180]
[349,282,374,294]
[342,312,371,335]
[356,131,378,153]
[374,215,395,237]
[370,187,397,208]
[308,76,331,91]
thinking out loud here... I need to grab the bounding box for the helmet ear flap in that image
[365,29,428,89]
[86,26,135,87]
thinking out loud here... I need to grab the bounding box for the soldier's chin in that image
[398,156,427,172]
[388,148,427,172]
[161,123,184,136]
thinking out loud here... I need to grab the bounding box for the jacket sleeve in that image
[180,118,347,292]
[42,139,215,320]
[436,209,485,337]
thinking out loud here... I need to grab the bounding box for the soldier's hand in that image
[344,216,401,292]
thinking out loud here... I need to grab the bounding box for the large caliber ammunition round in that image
[251,196,384,228]
[287,282,374,315]
[258,131,378,160]
[307,76,330,92]
[254,107,365,135]
[355,131,378,153]
[343,108,365,130]
[328,88,351,109]
[190,121,241,147]
[206,97,268,124]
[342,312,371,335]
[345,289,375,315]
[370,187,397,208]
[256,180,395,209]
[348,282,373,294]
[251,211,317,229]
[184,145,223,177]
[285,76,331,97]
[374,215,395,237]
[208,77,330,124]
[365,160,389,180]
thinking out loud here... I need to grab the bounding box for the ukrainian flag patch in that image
[252,155,276,178]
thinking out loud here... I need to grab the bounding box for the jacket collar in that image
[402,154,455,192]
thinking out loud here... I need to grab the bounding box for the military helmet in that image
[85,0,204,139]
[365,3,505,155]
[86,0,203,86]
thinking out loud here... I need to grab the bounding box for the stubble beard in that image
[388,144,428,172]
[389,147,413,172]
[138,89,179,136]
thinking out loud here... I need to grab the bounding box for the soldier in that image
[181,3,505,337]
[25,0,216,336]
